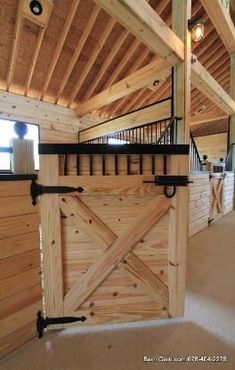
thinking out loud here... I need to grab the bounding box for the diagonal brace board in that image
[61,196,168,310]
[63,195,170,312]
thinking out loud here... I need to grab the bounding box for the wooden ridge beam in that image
[75,59,171,117]
[78,99,171,142]
[200,0,235,53]
[191,60,235,115]
[94,0,184,65]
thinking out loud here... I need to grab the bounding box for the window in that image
[0,119,39,171]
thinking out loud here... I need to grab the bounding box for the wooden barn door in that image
[209,174,224,221]
[39,154,188,327]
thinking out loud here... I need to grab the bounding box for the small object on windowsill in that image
[10,122,35,174]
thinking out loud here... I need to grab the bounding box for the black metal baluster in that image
[115,155,118,175]
[127,155,131,175]
[64,154,68,176]
[89,155,93,176]
[102,154,106,176]
[152,155,155,175]
[139,155,143,174]
[76,155,80,175]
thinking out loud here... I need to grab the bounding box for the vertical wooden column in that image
[172,0,191,144]
[168,0,191,317]
[230,52,235,169]
[39,155,64,317]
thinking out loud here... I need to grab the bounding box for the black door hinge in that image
[144,175,193,198]
[36,311,86,338]
[30,179,84,205]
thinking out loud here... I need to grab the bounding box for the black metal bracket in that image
[36,311,87,338]
[30,179,84,206]
[144,175,193,198]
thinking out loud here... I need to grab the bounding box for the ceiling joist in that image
[76,59,171,117]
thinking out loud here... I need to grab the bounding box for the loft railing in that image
[84,115,181,145]
[190,132,202,171]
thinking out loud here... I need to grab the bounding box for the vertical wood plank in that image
[39,155,64,317]
[170,0,191,316]
[168,155,189,317]
[230,53,235,169]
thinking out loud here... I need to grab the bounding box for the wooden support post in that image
[168,0,191,317]
[168,155,189,317]
[230,53,235,169]
[39,155,64,317]
[172,0,191,144]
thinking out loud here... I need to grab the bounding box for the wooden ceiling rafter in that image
[82,28,129,101]
[107,0,172,116]
[76,59,170,116]
[107,49,154,116]
[6,5,22,92]
[200,0,235,54]
[55,4,101,104]
[110,3,206,116]
[24,27,46,96]
[39,0,81,100]
[191,64,230,110]
[67,17,116,107]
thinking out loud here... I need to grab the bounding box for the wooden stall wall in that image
[0,179,42,358]
[194,133,228,162]
[223,172,235,215]
[188,171,235,238]
[188,172,210,238]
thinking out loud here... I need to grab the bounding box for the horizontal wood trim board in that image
[0,284,42,320]
[0,196,38,219]
[78,100,171,142]
[0,267,41,300]
[59,176,163,196]
[0,249,40,280]
[0,301,41,340]
[0,214,39,240]
[0,320,36,358]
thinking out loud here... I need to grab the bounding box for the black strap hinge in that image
[36,311,87,338]
[30,179,84,206]
[144,175,193,198]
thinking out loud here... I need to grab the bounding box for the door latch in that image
[144,175,193,198]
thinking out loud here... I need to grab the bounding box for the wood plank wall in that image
[223,172,235,214]
[0,180,41,358]
[194,133,227,162]
[188,172,210,238]
[188,171,235,238]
